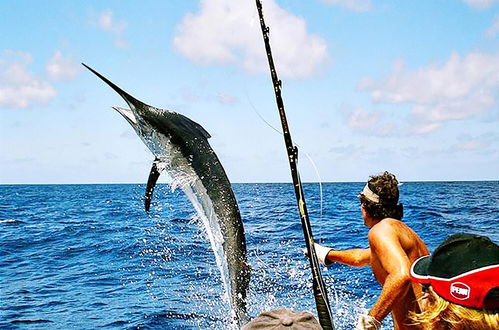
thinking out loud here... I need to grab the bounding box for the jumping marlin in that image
[83,64,250,326]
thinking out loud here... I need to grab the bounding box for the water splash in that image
[168,174,235,326]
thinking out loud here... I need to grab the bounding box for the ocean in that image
[1,181,498,329]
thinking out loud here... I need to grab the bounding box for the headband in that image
[360,183,380,203]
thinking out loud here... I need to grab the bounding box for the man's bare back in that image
[368,218,429,329]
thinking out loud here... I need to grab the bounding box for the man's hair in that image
[359,171,403,220]
[409,286,499,329]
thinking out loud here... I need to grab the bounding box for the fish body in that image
[84,64,249,325]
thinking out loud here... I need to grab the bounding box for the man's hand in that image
[303,243,334,266]
[355,313,381,330]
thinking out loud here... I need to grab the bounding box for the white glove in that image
[303,243,334,266]
[355,313,381,330]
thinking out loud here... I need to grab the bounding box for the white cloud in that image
[409,122,441,135]
[329,143,365,158]
[346,107,395,136]
[457,139,485,151]
[347,108,380,129]
[452,133,497,152]
[94,10,127,48]
[320,0,372,12]
[0,50,56,109]
[486,16,499,38]
[462,0,499,9]
[173,0,329,79]
[217,93,237,105]
[359,52,499,133]
[45,50,80,80]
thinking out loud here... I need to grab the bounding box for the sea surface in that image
[1,181,498,329]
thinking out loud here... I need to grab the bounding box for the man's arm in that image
[326,248,371,267]
[366,223,412,322]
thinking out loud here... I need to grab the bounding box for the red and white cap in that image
[410,233,499,309]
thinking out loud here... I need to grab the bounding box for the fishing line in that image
[253,248,269,277]
[245,93,324,221]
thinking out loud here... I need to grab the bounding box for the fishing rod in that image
[254,1,334,329]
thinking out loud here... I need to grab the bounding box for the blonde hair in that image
[409,287,499,329]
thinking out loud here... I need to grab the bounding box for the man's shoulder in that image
[368,219,404,240]
[371,218,402,231]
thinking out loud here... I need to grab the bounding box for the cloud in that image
[346,107,395,136]
[93,10,127,48]
[0,50,56,109]
[462,0,499,9]
[329,143,365,157]
[347,108,380,129]
[217,93,237,105]
[359,52,499,133]
[45,50,80,80]
[456,138,486,151]
[451,133,497,153]
[486,16,499,38]
[320,0,372,12]
[173,0,329,79]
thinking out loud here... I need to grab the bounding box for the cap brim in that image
[410,255,431,283]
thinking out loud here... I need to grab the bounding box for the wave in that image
[11,319,53,324]
[0,219,24,224]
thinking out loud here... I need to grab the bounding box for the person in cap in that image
[409,233,499,329]
[307,171,429,329]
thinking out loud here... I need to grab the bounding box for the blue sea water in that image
[1,181,498,329]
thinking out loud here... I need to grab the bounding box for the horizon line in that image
[1,179,497,185]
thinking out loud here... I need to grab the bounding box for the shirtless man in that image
[310,172,429,329]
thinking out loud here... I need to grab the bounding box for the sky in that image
[1,0,498,184]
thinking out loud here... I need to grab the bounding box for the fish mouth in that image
[112,106,138,128]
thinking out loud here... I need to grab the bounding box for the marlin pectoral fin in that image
[144,159,165,212]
